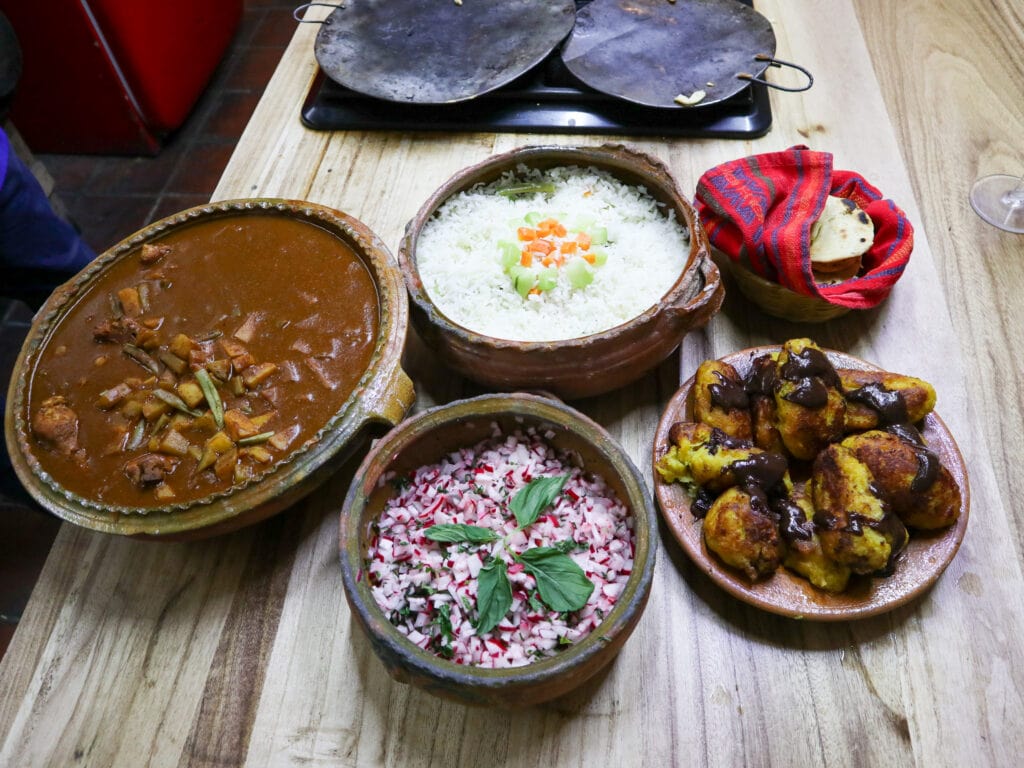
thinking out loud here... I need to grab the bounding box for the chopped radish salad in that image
[365,427,635,668]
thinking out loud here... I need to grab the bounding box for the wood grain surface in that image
[2,1,1023,766]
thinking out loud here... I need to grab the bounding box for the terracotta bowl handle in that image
[665,253,724,329]
[363,365,416,427]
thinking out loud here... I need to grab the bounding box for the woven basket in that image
[728,260,850,322]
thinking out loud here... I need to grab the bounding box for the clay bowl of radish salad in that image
[339,392,657,707]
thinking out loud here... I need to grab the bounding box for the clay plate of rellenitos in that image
[652,346,970,621]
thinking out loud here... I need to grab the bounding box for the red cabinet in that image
[0,0,242,154]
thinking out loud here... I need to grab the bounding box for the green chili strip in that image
[123,344,160,374]
[109,292,123,319]
[195,368,224,428]
[137,282,151,313]
[237,431,275,446]
[151,413,170,436]
[126,419,147,450]
[153,388,202,417]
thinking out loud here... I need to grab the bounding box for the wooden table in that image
[3,1,1023,765]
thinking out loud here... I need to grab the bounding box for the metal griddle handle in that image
[738,55,814,93]
[293,3,343,23]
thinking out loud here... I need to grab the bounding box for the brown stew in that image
[25,213,379,509]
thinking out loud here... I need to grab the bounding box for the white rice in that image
[364,426,635,668]
[416,164,690,341]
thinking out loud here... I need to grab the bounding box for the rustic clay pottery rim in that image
[339,392,657,707]
[5,199,415,538]
[653,346,970,621]
[398,144,724,399]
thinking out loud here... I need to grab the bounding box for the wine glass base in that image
[970,174,1024,234]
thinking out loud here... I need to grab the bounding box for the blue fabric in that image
[0,127,96,308]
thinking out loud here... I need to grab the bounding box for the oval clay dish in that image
[398,144,724,399]
[5,200,415,539]
[653,347,970,621]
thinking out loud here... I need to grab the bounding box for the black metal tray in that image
[301,55,771,138]
[299,0,771,139]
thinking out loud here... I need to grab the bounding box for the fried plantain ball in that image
[751,395,786,454]
[810,444,908,575]
[704,485,783,580]
[744,353,787,454]
[774,339,846,461]
[658,422,789,494]
[692,360,753,441]
[839,369,937,431]
[775,486,851,593]
[841,430,961,529]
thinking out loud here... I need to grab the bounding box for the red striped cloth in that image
[695,146,913,310]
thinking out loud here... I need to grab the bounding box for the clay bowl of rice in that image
[399,144,723,399]
[338,392,657,707]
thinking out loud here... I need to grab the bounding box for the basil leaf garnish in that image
[518,547,594,613]
[475,558,512,635]
[424,523,499,544]
[527,591,545,614]
[510,475,568,529]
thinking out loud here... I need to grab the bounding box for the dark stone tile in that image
[177,40,251,141]
[0,499,61,621]
[148,194,214,223]
[196,90,262,143]
[61,194,156,253]
[165,144,236,196]
[0,320,29,392]
[36,154,99,191]
[233,6,266,49]
[251,7,299,48]
[162,107,210,152]
[84,153,181,197]
[224,45,285,91]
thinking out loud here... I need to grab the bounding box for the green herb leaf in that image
[510,475,568,529]
[424,523,499,544]
[552,539,578,554]
[475,558,512,635]
[496,181,556,198]
[435,603,454,647]
[518,547,594,613]
[527,592,545,614]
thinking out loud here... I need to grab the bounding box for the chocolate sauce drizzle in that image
[730,452,788,493]
[709,370,750,411]
[745,354,778,396]
[847,382,907,424]
[774,498,814,543]
[779,347,840,408]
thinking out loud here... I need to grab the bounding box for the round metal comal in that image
[314,0,576,104]
[561,0,781,108]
